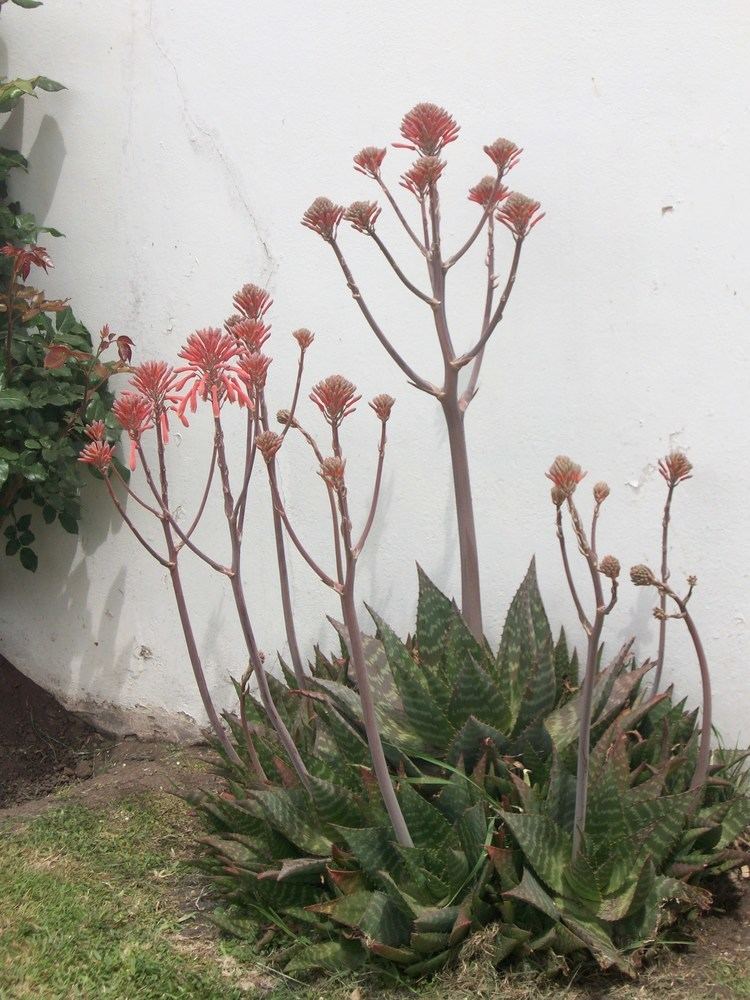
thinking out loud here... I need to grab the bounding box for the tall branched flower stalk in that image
[258,377,414,847]
[225,286,309,690]
[79,368,243,767]
[653,450,693,693]
[80,309,314,783]
[547,456,620,859]
[631,571,712,789]
[303,104,544,639]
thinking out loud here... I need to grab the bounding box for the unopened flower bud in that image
[687,574,697,587]
[600,555,620,579]
[658,450,693,487]
[550,486,566,508]
[319,456,346,489]
[344,200,381,234]
[630,564,656,587]
[301,197,344,240]
[593,481,610,503]
[546,455,586,497]
[369,393,395,422]
[276,408,294,427]
[292,328,314,350]
[256,430,282,463]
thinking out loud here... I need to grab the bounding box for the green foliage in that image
[0,3,121,567]
[195,566,750,982]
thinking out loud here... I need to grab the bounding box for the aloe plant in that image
[194,564,749,978]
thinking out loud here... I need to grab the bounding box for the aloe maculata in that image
[194,564,750,979]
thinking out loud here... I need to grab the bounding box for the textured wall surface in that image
[1,2,748,741]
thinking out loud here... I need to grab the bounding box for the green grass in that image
[1,791,748,1000]
[0,796,249,1000]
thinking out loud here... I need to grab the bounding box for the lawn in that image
[0,745,748,1000]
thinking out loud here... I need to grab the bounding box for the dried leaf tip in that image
[546,455,586,497]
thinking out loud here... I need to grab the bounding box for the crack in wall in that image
[145,2,277,282]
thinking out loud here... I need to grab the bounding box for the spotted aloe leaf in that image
[369,608,457,750]
[502,811,572,894]
[496,559,556,730]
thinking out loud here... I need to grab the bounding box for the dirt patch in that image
[0,736,222,823]
[0,654,111,808]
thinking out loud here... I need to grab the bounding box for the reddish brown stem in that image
[287,416,344,584]
[212,415,311,788]
[370,231,435,304]
[659,581,712,792]
[375,176,426,254]
[555,506,590,634]
[154,427,241,765]
[354,421,387,555]
[329,239,437,396]
[444,171,503,269]
[330,423,413,847]
[260,397,306,688]
[267,460,341,592]
[653,484,675,693]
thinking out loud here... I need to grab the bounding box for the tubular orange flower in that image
[468,176,509,209]
[239,351,272,392]
[353,146,387,178]
[546,455,586,497]
[497,193,545,239]
[85,420,106,441]
[113,392,153,470]
[175,328,253,418]
[1,243,52,281]
[319,455,346,489]
[395,103,459,156]
[130,360,186,442]
[226,315,271,353]
[369,393,395,422]
[658,450,693,487]
[400,156,445,198]
[301,198,345,241]
[483,138,522,174]
[233,283,272,321]
[78,439,114,475]
[310,374,361,426]
[344,200,381,234]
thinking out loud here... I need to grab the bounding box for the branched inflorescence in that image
[302,102,544,639]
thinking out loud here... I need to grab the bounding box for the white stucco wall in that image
[1,1,748,743]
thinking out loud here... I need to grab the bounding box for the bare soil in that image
[0,654,112,808]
